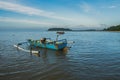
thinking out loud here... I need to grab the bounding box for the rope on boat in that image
[13,45,40,54]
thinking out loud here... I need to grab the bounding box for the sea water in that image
[0,31,120,80]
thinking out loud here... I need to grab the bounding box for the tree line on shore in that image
[48,24,120,31]
[103,24,120,31]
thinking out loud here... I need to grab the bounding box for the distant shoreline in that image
[48,25,120,31]
[47,30,120,32]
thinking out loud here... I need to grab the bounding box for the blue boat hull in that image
[27,39,67,50]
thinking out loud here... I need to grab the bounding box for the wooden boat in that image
[27,38,67,50]
[27,31,68,50]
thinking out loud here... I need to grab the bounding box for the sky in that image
[0,0,120,30]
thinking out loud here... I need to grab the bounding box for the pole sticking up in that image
[56,31,65,41]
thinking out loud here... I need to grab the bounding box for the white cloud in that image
[0,1,101,28]
[79,2,93,12]
[108,6,117,8]
[0,17,56,26]
[0,1,72,21]
[102,5,117,9]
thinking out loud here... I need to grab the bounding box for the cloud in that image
[108,6,117,8]
[0,1,72,21]
[79,2,93,12]
[102,5,117,9]
[0,17,56,26]
[0,1,101,28]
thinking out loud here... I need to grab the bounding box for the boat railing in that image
[27,38,67,45]
[56,39,67,44]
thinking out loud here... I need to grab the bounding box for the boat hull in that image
[27,39,67,50]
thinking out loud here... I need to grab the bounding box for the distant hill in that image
[48,28,72,31]
[48,28,101,31]
[104,25,120,31]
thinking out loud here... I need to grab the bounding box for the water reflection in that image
[15,45,68,61]
[32,48,68,57]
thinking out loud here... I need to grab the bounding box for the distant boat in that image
[27,31,67,50]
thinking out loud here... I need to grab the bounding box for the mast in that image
[56,31,65,41]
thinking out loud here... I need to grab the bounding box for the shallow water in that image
[0,31,120,80]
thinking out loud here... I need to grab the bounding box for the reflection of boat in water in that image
[32,48,68,65]
[27,47,68,58]
[14,44,68,58]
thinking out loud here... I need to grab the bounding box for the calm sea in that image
[0,31,120,80]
